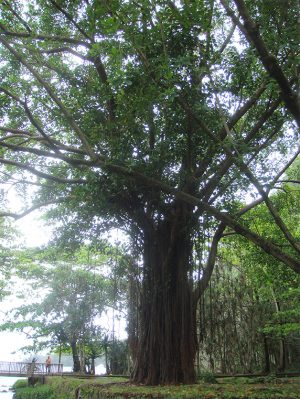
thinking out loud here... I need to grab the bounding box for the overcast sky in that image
[0,207,51,361]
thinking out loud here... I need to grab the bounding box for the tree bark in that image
[71,340,80,372]
[263,334,271,374]
[132,214,197,385]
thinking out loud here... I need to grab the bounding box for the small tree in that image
[2,251,111,372]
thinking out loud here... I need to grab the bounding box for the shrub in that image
[12,380,28,390]
[198,371,218,384]
[13,384,54,399]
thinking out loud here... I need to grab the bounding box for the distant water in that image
[0,376,25,399]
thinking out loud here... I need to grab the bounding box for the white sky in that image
[0,290,34,362]
[14,210,53,247]
[0,191,51,360]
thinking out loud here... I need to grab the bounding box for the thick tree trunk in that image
[263,334,271,374]
[278,338,286,372]
[71,340,81,372]
[128,261,139,367]
[91,357,95,375]
[132,216,197,385]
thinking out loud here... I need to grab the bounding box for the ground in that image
[42,375,300,399]
[12,375,300,398]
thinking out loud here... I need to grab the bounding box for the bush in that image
[248,373,279,384]
[198,371,218,384]
[12,380,28,390]
[13,384,54,399]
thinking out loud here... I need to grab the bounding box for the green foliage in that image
[0,218,19,300]
[13,384,54,399]
[247,373,279,384]
[0,0,300,385]
[1,243,128,368]
[12,380,28,390]
[41,376,300,399]
[198,371,218,384]
[222,188,300,341]
[45,376,127,399]
[106,339,129,375]
[261,287,300,338]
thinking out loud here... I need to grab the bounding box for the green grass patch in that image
[13,384,54,399]
[76,377,300,399]
[46,376,128,399]
[13,376,300,399]
[12,380,28,390]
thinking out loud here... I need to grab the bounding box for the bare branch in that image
[0,141,93,170]
[277,179,300,185]
[193,223,226,304]
[238,160,300,254]
[0,126,31,136]
[41,46,90,61]
[236,147,300,216]
[23,100,61,154]
[0,198,68,220]
[191,82,270,186]
[218,23,236,55]
[0,157,87,184]
[0,126,87,156]
[200,98,282,201]
[47,0,115,120]
[49,0,92,41]
[0,23,90,47]
[0,87,86,155]
[2,1,32,33]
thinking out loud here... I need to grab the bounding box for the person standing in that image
[45,355,52,373]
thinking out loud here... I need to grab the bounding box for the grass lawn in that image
[13,375,300,399]
[70,375,300,399]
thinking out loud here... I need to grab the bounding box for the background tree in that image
[197,258,300,375]
[1,246,118,372]
[0,0,299,384]
[197,170,300,374]
[0,219,16,300]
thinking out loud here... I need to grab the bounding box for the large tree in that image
[0,0,299,384]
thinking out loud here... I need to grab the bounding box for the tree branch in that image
[0,87,86,155]
[89,158,300,274]
[193,223,226,304]
[277,180,300,185]
[0,23,90,47]
[0,198,68,220]
[207,70,300,255]
[233,147,300,217]
[40,46,90,61]
[0,36,96,159]
[0,126,31,136]
[47,0,116,121]
[0,157,87,184]
[238,159,300,254]
[190,81,269,186]
[49,0,93,41]
[0,141,92,169]
[221,0,300,127]
[200,98,282,202]
[1,1,32,33]
[0,126,87,156]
